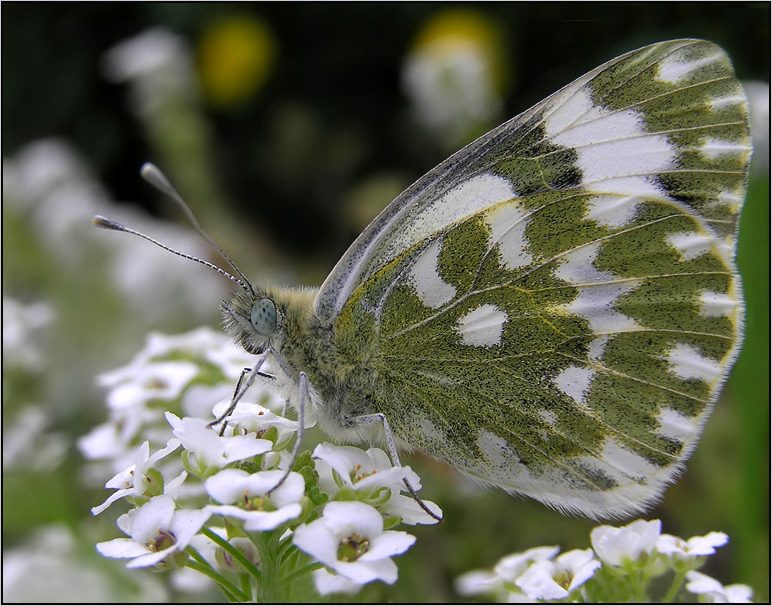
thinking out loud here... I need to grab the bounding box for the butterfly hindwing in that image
[322,40,750,518]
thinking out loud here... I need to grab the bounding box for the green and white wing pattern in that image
[324,40,752,518]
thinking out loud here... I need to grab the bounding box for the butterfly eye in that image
[250,298,277,335]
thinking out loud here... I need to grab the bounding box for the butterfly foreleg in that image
[210,349,272,435]
[267,370,308,496]
[352,412,443,522]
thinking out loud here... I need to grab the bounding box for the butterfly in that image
[97,39,751,520]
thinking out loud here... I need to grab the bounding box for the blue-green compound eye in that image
[250,298,277,335]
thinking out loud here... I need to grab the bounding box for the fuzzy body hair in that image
[221,284,390,446]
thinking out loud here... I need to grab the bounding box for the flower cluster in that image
[456,518,754,603]
[85,328,440,601]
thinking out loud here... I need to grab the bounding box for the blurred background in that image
[3,3,769,602]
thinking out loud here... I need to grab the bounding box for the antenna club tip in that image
[140,162,174,193]
[92,215,122,230]
[139,162,158,177]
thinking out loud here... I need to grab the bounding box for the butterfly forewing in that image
[323,40,750,518]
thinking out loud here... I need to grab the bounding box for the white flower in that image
[657,531,728,561]
[99,329,234,388]
[96,495,211,569]
[293,501,416,586]
[2,297,55,369]
[454,569,505,597]
[211,400,300,472]
[314,444,408,494]
[455,546,558,602]
[516,548,600,601]
[313,443,441,524]
[166,413,273,473]
[204,341,272,385]
[3,405,68,472]
[212,400,300,448]
[102,28,193,117]
[378,493,442,525]
[205,468,304,531]
[312,568,362,596]
[400,12,504,147]
[91,439,181,515]
[3,524,168,602]
[83,347,202,468]
[101,361,198,410]
[80,328,265,474]
[685,570,753,603]
[181,384,237,420]
[591,519,662,567]
[494,545,560,582]
[78,421,129,462]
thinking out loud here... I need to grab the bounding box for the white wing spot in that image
[555,243,641,334]
[600,438,660,481]
[656,408,698,442]
[573,437,660,490]
[553,366,595,406]
[700,138,752,160]
[476,431,531,485]
[387,173,516,260]
[666,343,723,383]
[586,194,642,228]
[588,336,611,361]
[545,88,675,200]
[457,303,508,347]
[408,239,456,309]
[713,190,745,212]
[710,94,748,111]
[416,418,448,449]
[485,202,533,269]
[656,51,723,84]
[543,83,595,134]
[666,231,714,261]
[699,290,738,318]
[538,409,558,426]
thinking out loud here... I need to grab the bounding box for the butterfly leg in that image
[353,412,443,522]
[209,349,272,435]
[267,371,308,496]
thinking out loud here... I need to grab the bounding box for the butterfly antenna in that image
[139,163,256,295]
[92,215,249,289]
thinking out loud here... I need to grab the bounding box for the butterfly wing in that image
[318,39,751,518]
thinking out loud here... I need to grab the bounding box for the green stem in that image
[185,557,247,602]
[662,570,687,603]
[628,565,647,602]
[200,526,262,582]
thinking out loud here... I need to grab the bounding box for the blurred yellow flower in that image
[197,15,276,109]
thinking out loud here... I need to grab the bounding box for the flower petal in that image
[323,501,383,538]
[359,531,415,561]
[168,508,212,547]
[293,519,340,567]
[242,505,302,531]
[333,556,399,585]
[516,561,569,601]
[312,568,362,596]
[130,495,176,543]
[205,468,251,503]
[96,538,150,559]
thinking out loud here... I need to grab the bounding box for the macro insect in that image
[96,39,751,521]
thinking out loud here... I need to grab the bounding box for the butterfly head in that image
[221,285,285,355]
